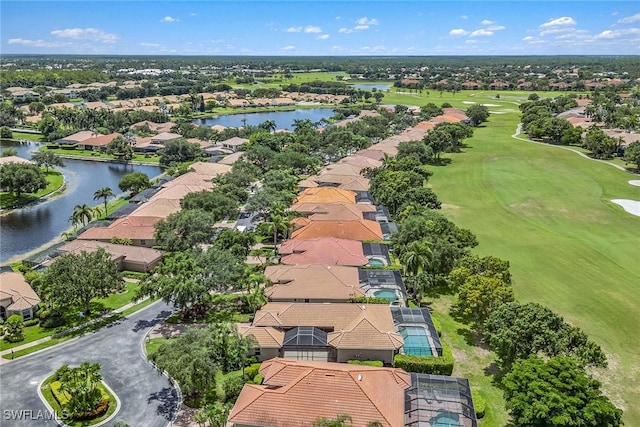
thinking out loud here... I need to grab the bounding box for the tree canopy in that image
[38,248,122,315]
[0,162,47,196]
[484,302,607,369]
[502,356,623,427]
[153,209,218,252]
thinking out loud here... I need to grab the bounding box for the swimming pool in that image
[374,289,398,302]
[431,412,461,427]
[399,326,433,356]
[368,258,386,267]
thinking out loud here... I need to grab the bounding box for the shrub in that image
[431,317,442,336]
[74,397,110,420]
[347,360,384,367]
[253,373,264,385]
[244,363,262,381]
[51,381,71,406]
[472,390,485,419]
[222,371,245,402]
[39,309,65,328]
[394,342,454,375]
[24,318,39,327]
[4,314,25,343]
[349,296,389,304]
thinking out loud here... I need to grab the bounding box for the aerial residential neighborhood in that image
[1,1,639,427]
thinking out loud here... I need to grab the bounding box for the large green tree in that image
[465,104,490,126]
[55,362,104,418]
[153,209,217,252]
[0,162,47,197]
[180,190,239,222]
[448,254,511,291]
[623,141,640,172]
[159,138,203,166]
[484,302,607,369]
[137,247,245,313]
[118,171,150,195]
[31,151,64,172]
[456,276,514,326]
[40,248,122,315]
[502,356,623,427]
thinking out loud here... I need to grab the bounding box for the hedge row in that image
[394,341,454,375]
[472,390,486,419]
[51,381,71,406]
[347,360,384,367]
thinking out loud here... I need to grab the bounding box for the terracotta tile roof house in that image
[56,130,96,145]
[280,237,369,266]
[187,138,215,150]
[83,101,112,110]
[228,358,411,427]
[237,324,284,352]
[129,198,182,219]
[461,81,482,90]
[80,132,121,150]
[250,302,403,363]
[0,156,35,166]
[489,80,509,90]
[219,137,249,152]
[442,108,471,123]
[291,202,374,222]
[367,142,398,157]
[151,132,183,144]
[320,163,365,176]
[322,175,372,192]
[337,155,383,169]
[130,121,177,134]
[264,264,364,302]
[355,148,388,161]
[294,188,357,205]
[77,216,159,247]
[57,240,163,272]
[188,162,232,178]
[0,272,41,320]
[297,178,319,191]
[291,220,384,241]
[218,151,245,165]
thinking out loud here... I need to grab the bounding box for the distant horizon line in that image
[2,53,639,58]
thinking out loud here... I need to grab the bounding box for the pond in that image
[193,108,335,130]
[351,83,391,91]
[0,140,162,263]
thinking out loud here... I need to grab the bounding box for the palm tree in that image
[400,240,433,302]
[264,214,289,257]
[71,204,93,228]
[259,119,277,133]
[93,187,114,218]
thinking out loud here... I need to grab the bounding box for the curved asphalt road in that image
[0,301,179,427]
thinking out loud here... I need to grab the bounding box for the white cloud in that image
[540,16,576,28]
[304,26,322,33]
[449,28,469,36]
[460,15,468,20]
[50,28,118,43]
[286,26,302,33]
[481,19,496,25]
[139,42,160,47]
[465,39,478,44]
[540,27,573,36]
[595,28,640,39]
[281,45,295,51]
[335,16,341,20]
[316,34,330,40]
[356,17,379,26]
[160,16,179,23]
[339,27,352,34]
[522,36,535,41]
[354,25,370,30]
[189,12,197,16]
[618,13,640,24]
[470,29,494,37]
[486,25,505,31]
[7,38,65,48]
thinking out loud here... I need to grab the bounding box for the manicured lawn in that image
[94,280,140,311]
[40,146,161,164]
[145,337,168,357]
[428,110,640,423]
[427,294,508,425]
[0,169,64,209]
[9,131,45,142]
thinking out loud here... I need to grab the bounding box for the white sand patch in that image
[611,199,640,217]
[629,180,640,187]
[462,101,501,107]
[489,111,507,115]
[462,101,476,104]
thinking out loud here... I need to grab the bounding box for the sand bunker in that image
[462,101,501,107]
[611,199,640,217]
[489,111,507,115]
[629,180,640,187]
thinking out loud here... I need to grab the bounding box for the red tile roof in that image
[228,358,410,427]
[291,220,383,241]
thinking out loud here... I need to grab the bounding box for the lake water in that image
[0,140,162,263]
[352,83,391,91]
[193,108,335,130]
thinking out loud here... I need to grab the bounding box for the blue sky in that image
[1,1,639,56]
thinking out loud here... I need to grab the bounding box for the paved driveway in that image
[0,301,179,427]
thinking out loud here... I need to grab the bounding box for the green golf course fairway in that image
[429,111,640,422]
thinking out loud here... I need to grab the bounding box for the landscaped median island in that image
[39,362,120,427]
